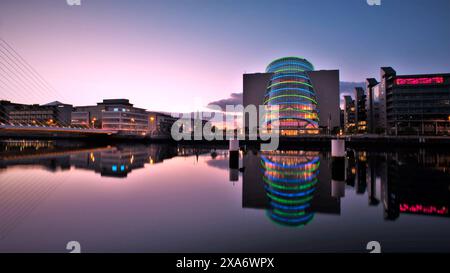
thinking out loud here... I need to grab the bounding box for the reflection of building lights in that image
[130,155,134,164]
[400,204,448,215]
[261,151,320,227]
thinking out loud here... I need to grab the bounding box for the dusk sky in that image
[1,0,449,112]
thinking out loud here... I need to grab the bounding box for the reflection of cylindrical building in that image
[264,57,319,136]
[261,151,320,226]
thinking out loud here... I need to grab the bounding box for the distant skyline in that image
[1,0,449,112]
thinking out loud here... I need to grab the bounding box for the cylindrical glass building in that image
[264,57,320,136]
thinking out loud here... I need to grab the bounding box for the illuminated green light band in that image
[267,193,314,205]
[273,209,306,217]
[263,168,319,176]
[263,176,318,191]
[264,94,317,105]
[273,68,305,73]
[267,81,313,89]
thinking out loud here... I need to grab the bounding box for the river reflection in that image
[0,140,207,178]
[1,139,450,252]
[243,148,450,223]
[260,151,320,227]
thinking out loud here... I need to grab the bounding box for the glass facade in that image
[381,68,450,135]
[102,106,149,134]
[0,100,72,126]
[264,57,319,136]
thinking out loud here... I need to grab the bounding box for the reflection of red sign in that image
[400,204,448,215]
[396,77,444,85]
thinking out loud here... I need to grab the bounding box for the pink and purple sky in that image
[1,0,449,112]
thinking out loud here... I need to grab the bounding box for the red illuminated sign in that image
[400,204,448,215]
[396,77,444,85]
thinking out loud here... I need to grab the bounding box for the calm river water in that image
[1,139,450,253]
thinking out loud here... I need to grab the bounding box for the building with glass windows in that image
[0,100,72,126]
[71,99,177,137]
[264,57,320,136]
[366,78,384,134]
[71,99,148,134]
[354,87,367,133]
[367,67,450,135]
[243,57,339,136]
[343,95,356,133]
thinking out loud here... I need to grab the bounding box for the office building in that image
[0,100,72,126]
[71,105,103,128]
[147,111,177,136]
[97,99,149,135]
[72,99,149,135]
[378,67,450,135]
[72,99,177,137]
[354,87,367,133]
[343,95,356,133]
[366,78,384,134]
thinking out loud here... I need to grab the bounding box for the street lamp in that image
[91,117,97,128]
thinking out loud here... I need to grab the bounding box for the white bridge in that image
[0,123,118,135]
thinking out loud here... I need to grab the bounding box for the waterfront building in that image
[366,78,384,134]
[354,87,367,133]
[72,99,148,134]
[147,111,178,137]
[97,99,149,135]
[243,73,273,136]
[71,99,177,137]
[264,57,320,136]
[339,109,344,130]
[343,95,356,133]
[71,105,103,128]
[0,100,72,126]
[378,67,450,135]
[243,57,340,135]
